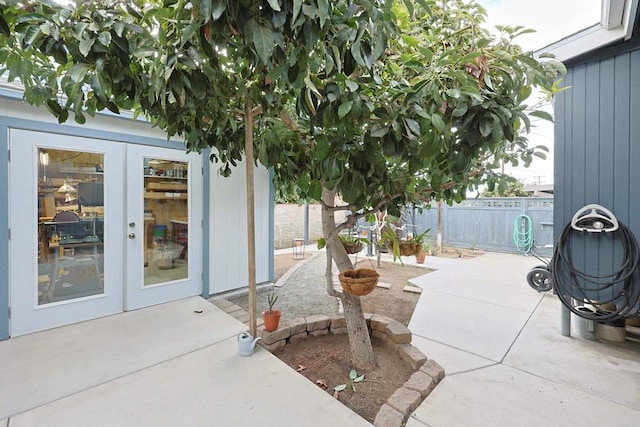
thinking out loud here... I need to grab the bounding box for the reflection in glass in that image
[143,158,189,286]
[37,149,104,305]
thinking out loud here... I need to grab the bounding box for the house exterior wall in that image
[0,93,273,338]
[554,44,640,300]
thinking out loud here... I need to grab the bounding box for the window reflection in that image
[37,149,104,304]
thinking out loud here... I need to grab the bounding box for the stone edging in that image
[259,313,445,427]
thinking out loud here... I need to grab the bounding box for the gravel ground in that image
[227,252,340,321]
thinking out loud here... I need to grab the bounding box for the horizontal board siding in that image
[554,47,640,303]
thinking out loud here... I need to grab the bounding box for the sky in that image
[475,0,602,185]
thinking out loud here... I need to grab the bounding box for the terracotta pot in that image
[415,249,427,264]
[263,310,282,332]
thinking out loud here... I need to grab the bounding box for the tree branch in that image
[251,104,263,116]
[317,200,351,211]
[325,244,338,297]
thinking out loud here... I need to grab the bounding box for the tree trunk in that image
[321,187,377,371]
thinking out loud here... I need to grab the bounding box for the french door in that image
[9,129,202,336]
[124,144,202,310]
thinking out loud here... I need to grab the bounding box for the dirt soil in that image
[354,259,430,325]
[268,252,441,423]
[274,333,414,423]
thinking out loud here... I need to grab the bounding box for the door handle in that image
[128,233,136,239]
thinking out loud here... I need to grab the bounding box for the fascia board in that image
[536,0,638,61]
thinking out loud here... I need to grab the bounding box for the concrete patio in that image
[0,296,369,427]
[406,252,640,427]
[1,251,638,426]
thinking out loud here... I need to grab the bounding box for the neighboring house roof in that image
[538,0,639,62]
[523,184,554,196]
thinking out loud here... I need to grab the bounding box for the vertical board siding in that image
[599,58,616,280]
[629,50,640,236]
[555,47,640,303]
[209,161,271,294]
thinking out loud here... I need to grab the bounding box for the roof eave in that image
[536,0,639,62]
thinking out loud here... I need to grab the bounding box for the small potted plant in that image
[380,218,430,263]
[339,233,369,254]
[262,292,281,332]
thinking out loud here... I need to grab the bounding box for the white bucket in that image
[573,306,596,340]
[595,319,626,343]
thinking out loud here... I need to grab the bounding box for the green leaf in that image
[338,100,353,119]
[181,23,198,46]
[211,0,227,20]
[402,0,414,16]
[533,151,547,160]
[345,79,358,92]
[370,124,389,138]
[74,110,86,124]
[415,0,432,16]
[46,99,63,116]
[0,13,10,37]
[354,375,364,383]
[318,0,329,28]
[198,0,212,22]
[22,26,41,49]
[267,0,281,11]
[452,105,468,117]
[252,23,275,64]
[334,384,347,392]
[479,120,492,137]
[90,74,106,100]
[317,238,326,250]
[517,85,532,103]
[292,0,303,24]
[79,38,95,57]
[349,369,357,380]
[98,31,111,47]
[529,110,553,122]
[404,118,420,136]
[69,64,89,83]
[431,114,445,132]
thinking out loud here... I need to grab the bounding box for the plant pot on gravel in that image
[263,292,281,332]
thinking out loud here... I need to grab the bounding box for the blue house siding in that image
[554,46,640,302]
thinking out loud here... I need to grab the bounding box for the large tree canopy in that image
[0,0,565,369]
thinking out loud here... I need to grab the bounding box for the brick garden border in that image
[259,313,445,427]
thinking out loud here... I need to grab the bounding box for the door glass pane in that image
[143,158,189,286]
[37,148,104,305]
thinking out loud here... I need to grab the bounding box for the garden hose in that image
[551,218,640,321]
[513,215,534,254]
